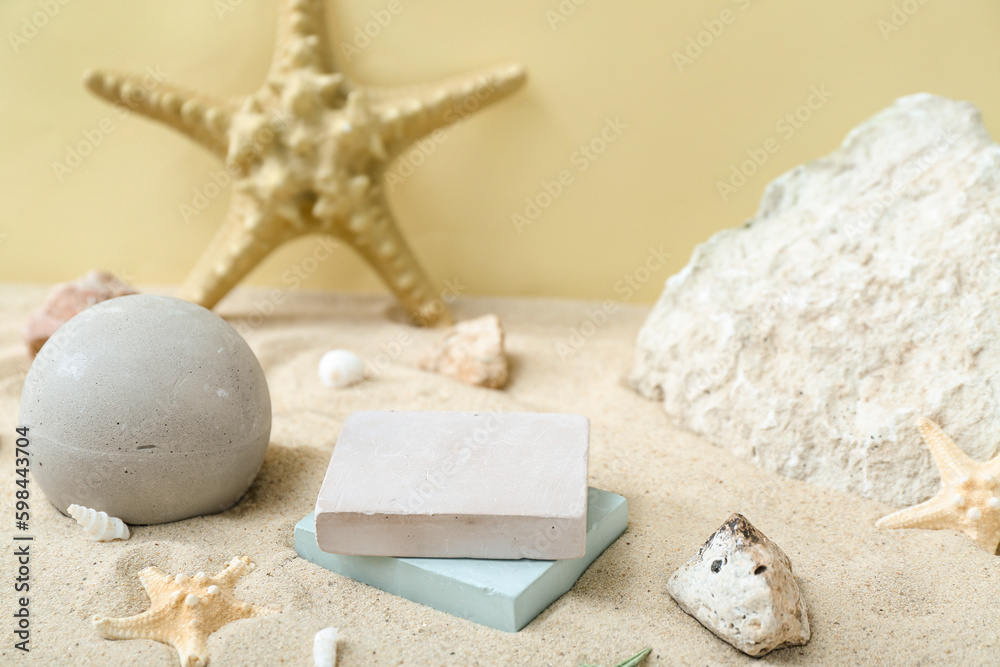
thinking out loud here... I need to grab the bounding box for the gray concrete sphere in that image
[19,294,271,524]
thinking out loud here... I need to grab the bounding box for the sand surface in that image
[1,285,998,666]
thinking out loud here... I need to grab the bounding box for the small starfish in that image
[92,556,279,666]
[83,0,526,325]
[877,417,1000,554]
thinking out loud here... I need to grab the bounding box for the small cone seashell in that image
[313,627,338,667]
[67,504,130,542]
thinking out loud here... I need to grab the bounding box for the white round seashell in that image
[318,350,365,388]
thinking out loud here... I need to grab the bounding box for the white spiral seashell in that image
[67,504,130,542]
[313,626,338,667]
[318,350,365,388]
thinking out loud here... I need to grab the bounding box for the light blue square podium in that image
[294,487,628,632]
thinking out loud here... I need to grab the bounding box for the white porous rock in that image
[630,93,1000,507]
[67,504,130,542]
[313,626,338,667]
[419,314,509,389]
[318,350,365,388]
[667,514,809,657]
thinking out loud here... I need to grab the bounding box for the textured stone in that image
[420,314,509,389]
[314,411,588,559]
[22,270,136,357]
[630,94,1000,508]
[667,514,809,657]
[20,294,271,524]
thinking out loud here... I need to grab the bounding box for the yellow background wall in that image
[3,0,999,304]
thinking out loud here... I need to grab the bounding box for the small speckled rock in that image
[19,294,271,524]
[667,514,809,657]
[22,270,137,357]
[419,314,508,389]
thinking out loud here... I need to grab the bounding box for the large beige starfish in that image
[83,0,526,325]
[877,417,1000,554]
[92,556,279,666]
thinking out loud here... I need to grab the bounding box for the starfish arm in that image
[327,187,451,326]
[138,567,179,607]
[984,453,1000,479]
[212,556,255,587]
[176,192,301,309]
[370,63,526,160]
[218,598,280,623]
[175,642,210,667]
[970,524,1000,554]
[92,605,174,642]
[249,602,280,618]
[145,617,211,667]
[916,417,978,485]
[876,493,958,531]
[269,0,337,77]
[83,69,238,160]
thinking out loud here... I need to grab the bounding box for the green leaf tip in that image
[579,647,652,667]
[615,648,652,667]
